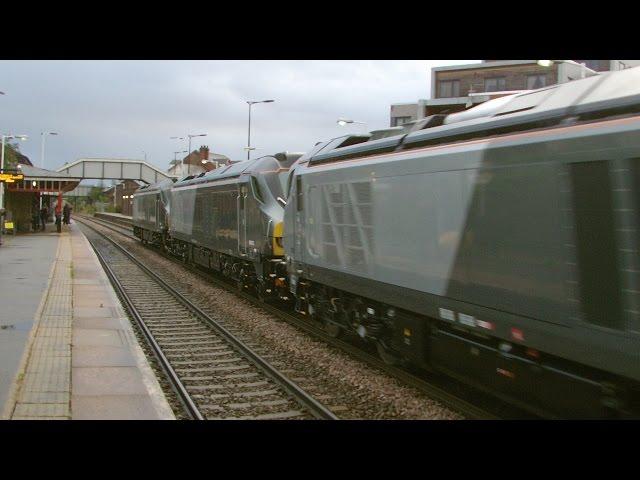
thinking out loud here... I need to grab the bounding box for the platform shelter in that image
[4,165,80,232]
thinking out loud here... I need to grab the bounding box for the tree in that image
[88,186,107,205]
[1,142,21,170]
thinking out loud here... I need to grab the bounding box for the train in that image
[133,66,640,418]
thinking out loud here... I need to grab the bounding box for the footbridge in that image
[56,158,176,185]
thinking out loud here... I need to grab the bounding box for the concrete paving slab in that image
[73,285,110,295]
[72,346,137,367]
[73,367,150,396]
[73,317,126,330]
[73,296,117,308]
[72,395,164,420]
[73,306,119,317]
[71,279,102,285]
[73,328,125,347]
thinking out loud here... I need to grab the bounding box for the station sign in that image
[0,170,25,183]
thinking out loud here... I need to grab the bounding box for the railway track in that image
[77,214,539,419]
[79,219,338,420]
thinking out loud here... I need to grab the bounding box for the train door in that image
[294,175,305,265]
[238,184,248,255]
[155,197,160,229]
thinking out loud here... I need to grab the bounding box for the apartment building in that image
[390,60,640,127]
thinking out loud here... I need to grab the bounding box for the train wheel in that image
[256,284,267,303]
[323,320,342,338]
[376,341,402,366]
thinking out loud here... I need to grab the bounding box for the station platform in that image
[0,223,174,420]
[94,212,132,227]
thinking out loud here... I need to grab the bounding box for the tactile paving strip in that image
[9,234,73,419]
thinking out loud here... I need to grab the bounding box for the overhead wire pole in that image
[246,99,274,160]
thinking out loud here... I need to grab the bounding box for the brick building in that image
[390,60,640,127]
[168,146,232,178]
[103,179,144,216]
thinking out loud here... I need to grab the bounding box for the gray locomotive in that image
[283,66,640,417]
[133,152,302,298]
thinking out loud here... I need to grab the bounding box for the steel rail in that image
[77,217,338,420]
[77,215,508,419]
[89,238,204,420]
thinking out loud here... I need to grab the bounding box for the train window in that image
[251,176,264,204]
[287,171,295,199]
[569,161,623,330]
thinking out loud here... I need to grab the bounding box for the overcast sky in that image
[0,60,479,174]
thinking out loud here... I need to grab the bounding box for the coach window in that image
[251,176,264,204]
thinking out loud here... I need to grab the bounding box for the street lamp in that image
[1,134,28,245]
[173,150,188,162]
[171,134,207,176]
[40,131,59,169]
[337,118,367,130]
[537,60,598,80]
[246,99,274,160]
[186,134,207,175]
[40,132,59,209]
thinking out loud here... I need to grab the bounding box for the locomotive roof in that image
[172,152,303,188]
[135,178,175,195]
[307,66,640,165]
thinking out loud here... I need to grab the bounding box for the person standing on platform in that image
[32,209,39,232]
[40,205,48,232]
[63,204,70,225]
[55,203,62,233]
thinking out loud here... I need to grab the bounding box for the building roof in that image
[432,60,537,72]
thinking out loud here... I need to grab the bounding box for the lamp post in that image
[187,134,207,175]
[40,131,59,209]
[246,100,274,160]
[173,150,188,162]
[337,118,367,132]
[40,131,59,169]
[1,134,28,245]
[171,134,207,176]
